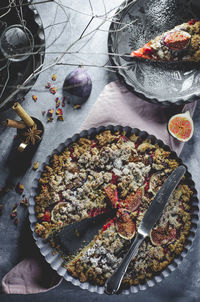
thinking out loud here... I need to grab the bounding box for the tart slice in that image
[130,20,200,62]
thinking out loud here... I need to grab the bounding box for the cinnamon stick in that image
[2,119,26,129]
[12,102,34,127]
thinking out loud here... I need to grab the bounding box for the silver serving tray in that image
[28,125,199,294]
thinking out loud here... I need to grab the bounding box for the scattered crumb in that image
[33,161,39,170]
[42,110,46,116]
[20,197,29,207]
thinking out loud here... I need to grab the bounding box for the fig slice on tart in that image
[150,225,177,246]
[115,208,136,240]
[149,172,165,195]
[104,184,119,208]
[122,188,143,212]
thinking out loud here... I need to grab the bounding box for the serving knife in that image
[104,165,186,295]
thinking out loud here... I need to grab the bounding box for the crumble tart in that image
[34,129,194,289]
[131,20,200,62]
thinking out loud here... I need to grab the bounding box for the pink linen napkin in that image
[1,258,62,294]
[81,80,196,156]
[1,81,196,295]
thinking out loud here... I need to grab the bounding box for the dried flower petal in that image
[55,97,60,108]
[32,95,37,102]
[15,183,24,194]
[11,208,17,219]
[56,108,63,116]
[52,74,56,81]
[50,87,57,94]
[33,161,39,170]
[48,109,54,117]
[57,115,64,121]
[73,104,81,110]
[45,82,51,89]
[14,218,19,225]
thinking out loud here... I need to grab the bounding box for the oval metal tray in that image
[28,125,199,294]
[108,0,200,106]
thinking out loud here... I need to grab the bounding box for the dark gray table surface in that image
[0,1,200,301]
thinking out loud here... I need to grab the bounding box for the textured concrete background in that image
[0,0,200,301]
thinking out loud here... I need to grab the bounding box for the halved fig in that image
[116,208,136,240]
[168,111,194,142]
[51,202,68,223]
[150,225,177,246]
[104,184,118,208]
[163,30,191,51]
[122,188,143,212]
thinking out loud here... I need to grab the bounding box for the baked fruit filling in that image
[34,130,193,288]
[131,20,200,62]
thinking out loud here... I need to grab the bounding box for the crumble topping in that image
[34,129,193,289]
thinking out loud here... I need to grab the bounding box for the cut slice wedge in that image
[130,20,200,62]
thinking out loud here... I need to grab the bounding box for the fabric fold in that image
[81,81,196,156]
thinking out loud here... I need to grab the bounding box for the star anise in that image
[23,123,42,145]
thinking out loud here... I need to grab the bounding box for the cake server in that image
[104,165,186,295]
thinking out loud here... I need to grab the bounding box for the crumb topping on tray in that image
[34,129,193,289]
